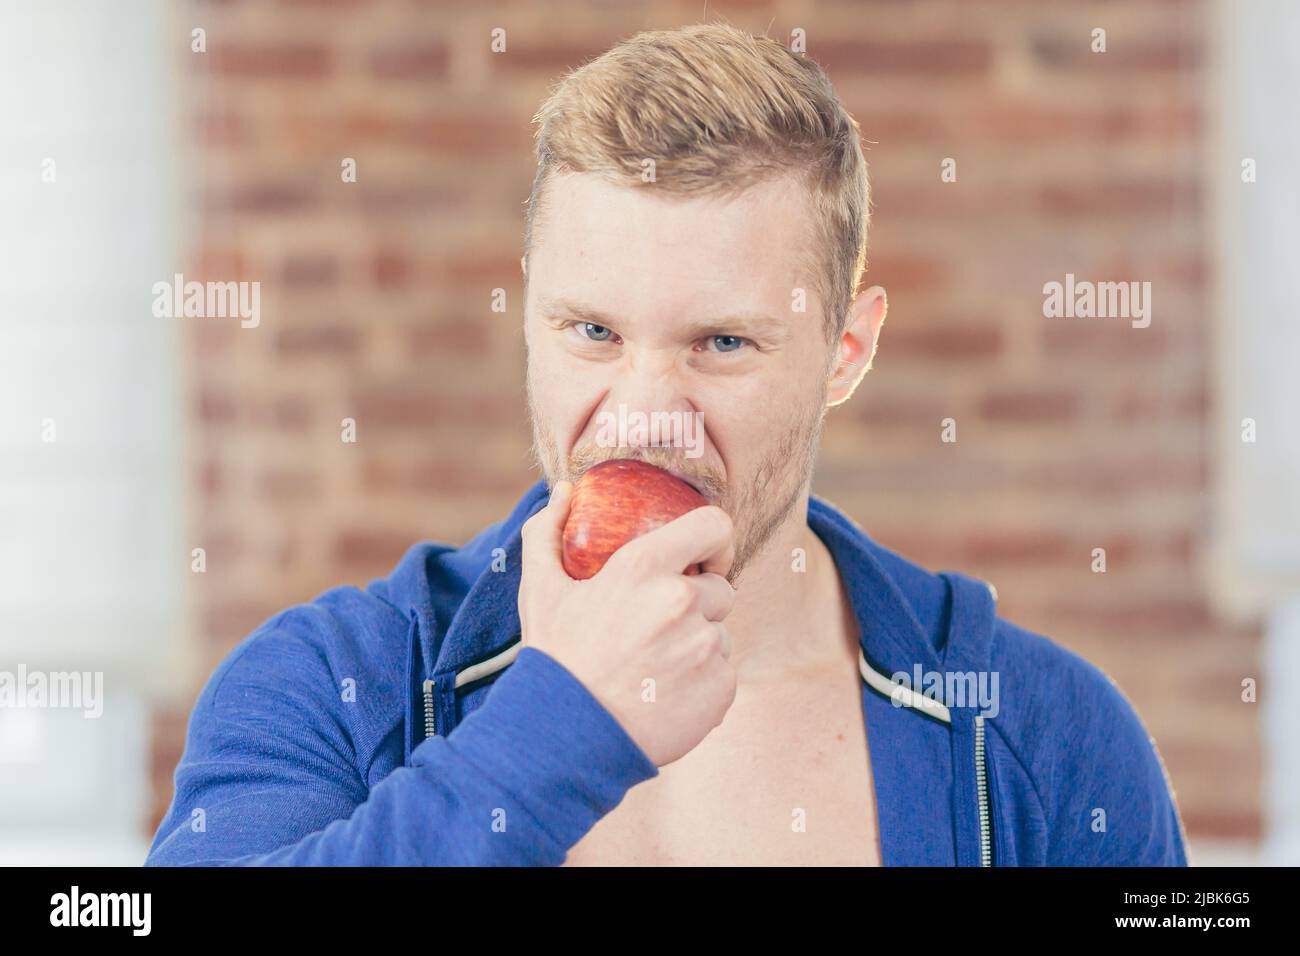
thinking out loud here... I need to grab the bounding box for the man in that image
[146,23,1188,866]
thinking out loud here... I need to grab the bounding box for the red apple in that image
[561,459,709,580]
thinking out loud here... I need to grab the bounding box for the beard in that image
[525,364,827,587]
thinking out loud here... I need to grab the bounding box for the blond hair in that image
[524,23,871,343]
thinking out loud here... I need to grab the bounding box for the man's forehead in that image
[540,168,813,229]
[529,172,822,319]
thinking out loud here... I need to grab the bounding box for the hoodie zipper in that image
[974,714,992,866]
[858,649,993,866]
[423,678,437,739]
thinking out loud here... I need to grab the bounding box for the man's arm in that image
[145,629,658,866]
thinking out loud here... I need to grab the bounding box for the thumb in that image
[520,479,574,582]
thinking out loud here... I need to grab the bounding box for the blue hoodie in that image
[145,480,1189,866]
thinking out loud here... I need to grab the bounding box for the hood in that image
[371,479,1000,720]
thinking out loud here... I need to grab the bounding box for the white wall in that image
[0,1,182,861]
[1209,0,1300,865]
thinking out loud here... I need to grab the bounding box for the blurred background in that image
[2,0,1297,866]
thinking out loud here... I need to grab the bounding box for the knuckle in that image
[659,577,695,615]
[700,506,732,540]
[707,504,732,528]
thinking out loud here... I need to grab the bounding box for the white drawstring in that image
[449,638,951,724]
[858,649,952,723]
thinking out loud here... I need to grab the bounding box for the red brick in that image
[407,116,524,153]
[1108,384,1209,424]
[368,44,451,80]
[883,322,1002,360]
[812,40,992,76]
[405,320,492,356]
[354,185,463,216]
[204,44,332,79]
[192,249,247,281]
[1038,180,1200,216]
[279,0,374,8]
[979,388,1080,423]
[282,255,338,287]
[257,468,322,501]
[973,104,1201,144]
[972,533,1191,571]
[147,706,189,833]
[1031,36,1202,72]
[332,529,417,568]
[493,43,610,73]
[867,255,950,292]
[962,530,1074,565]
[853,395,948,427]
[336,112,523,155]
[262,396,314,431]
[275,536,302,571]
[198,387,239,425]
[863,529,958,571]
[1043,323,1171,358]
[361,458,526,495]
[437,254,523,286]
[1039,598,1215,636]
[195,110,247,148]
[353,386,521,429]
[197,457,224,498]
[847,110,952,144]
[212,182,317,215]
[1179,807,1261,841]
[1024,456,1205,495]
[199,530,245,568]
[192,324,237,358]
[277,324,361,357]
[202,600,286,649]
[1160,253,1207,288]
[373,251,414,289]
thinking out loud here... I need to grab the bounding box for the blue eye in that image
[709,335,746,353]
[579,323,613,342]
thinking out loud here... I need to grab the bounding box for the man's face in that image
[523,171,836,585]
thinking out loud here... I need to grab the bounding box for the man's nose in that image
[599,354,696,447]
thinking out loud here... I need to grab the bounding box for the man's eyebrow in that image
[539,297,615,326]
[539,297,791,342]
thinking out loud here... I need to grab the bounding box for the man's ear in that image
[826,284,887,407]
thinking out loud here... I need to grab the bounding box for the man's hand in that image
[518,480,738,767]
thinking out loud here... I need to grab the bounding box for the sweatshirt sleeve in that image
[145,639,658,866]
[1044,654,1190,867]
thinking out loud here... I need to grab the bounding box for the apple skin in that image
[561,459,709,580]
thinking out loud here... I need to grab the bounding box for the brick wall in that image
[151,0,1259,848]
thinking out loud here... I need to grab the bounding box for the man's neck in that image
[722,492,861,682]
